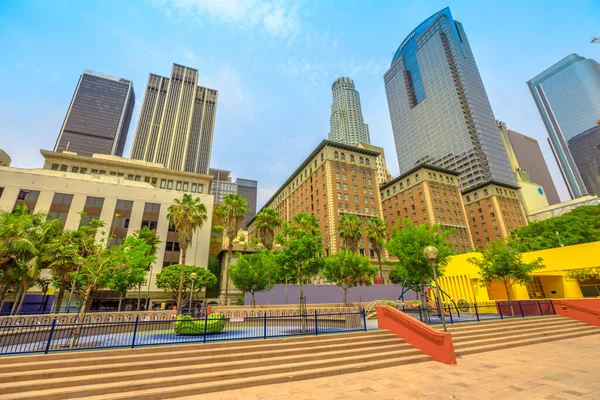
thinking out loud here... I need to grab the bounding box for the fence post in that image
[518,301,525,318]
[44,318,57,354]
[474,303,480,322]
[362,308,367,331]
[537,300,544,316]
[263,313,267,339]
[497,303,504,319]
[418,306,423,322]
[447,304,453,324]
[131,315,139,348]
[203,312,209,344]
[314,310,318,335]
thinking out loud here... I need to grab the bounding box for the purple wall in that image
[245,284,418,305]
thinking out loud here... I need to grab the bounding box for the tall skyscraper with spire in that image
[130,64,218,174]
[328,77,370,146]
[384,7,516,192]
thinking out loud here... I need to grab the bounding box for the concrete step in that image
[0,340,415,384]
[451,319,586,342]
[0,331,399,374]
[0,350,431,399]
[455,327,600,356]
[0,329,393,365]
[454,325,599,350]
[434,315,562,333]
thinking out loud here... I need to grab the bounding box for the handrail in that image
[552,300,600,326]
[376,306,456,365]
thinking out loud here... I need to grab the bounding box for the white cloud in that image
[257,187,278,208]
[149,0,300,38]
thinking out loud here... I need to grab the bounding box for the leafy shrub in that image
[174,313,226,335]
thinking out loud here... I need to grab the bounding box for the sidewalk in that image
[187,334,600,400]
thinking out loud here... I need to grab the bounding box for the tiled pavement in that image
[181,335,600,400]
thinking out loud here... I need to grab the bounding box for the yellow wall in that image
[438,241,600,301]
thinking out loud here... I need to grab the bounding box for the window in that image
[71,167,79,173]
[343,184,348,191]
[365,159,370,165]
[51,164,59,171]
[350,155,355,162]
[60,165,68,172]
[342,174,347,181]
[127,174,134,180]
[344,194,349,201]
[336,173,340,179]
[176,181,182,191]
[167,180,173,189]
[334,151,339,159]
[353,185,357,192]
[337,193,342,200]
[198,184,204,193]
[134,175,141,181]
[359,157,364,164]
[336,182,341,189]
[341,153,346,160]
[160,179,167,189]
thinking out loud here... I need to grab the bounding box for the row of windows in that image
[332,151,371,166]
[50,163,205,194]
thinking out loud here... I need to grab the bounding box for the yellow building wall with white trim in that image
[438,241,600,302]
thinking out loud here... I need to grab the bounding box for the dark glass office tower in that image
[384,7,516,191]
[568,124,600,197]
[54,70,135,157]
[236,178,258,229]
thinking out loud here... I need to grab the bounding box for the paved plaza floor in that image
[184,334,600,400]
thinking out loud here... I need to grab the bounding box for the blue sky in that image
[1,0,599,207]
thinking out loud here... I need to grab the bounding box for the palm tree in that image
[132,226,162,309]
[337,214,363,253]
[254,208,282,251]
[365,217,388,281]
[42,230,81,313]
[219,194,249,305]
[167,194,208,309]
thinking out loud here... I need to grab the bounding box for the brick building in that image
[380,165,473,253]
[249,140,383,256]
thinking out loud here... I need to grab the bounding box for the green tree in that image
[206,256,221,298]
[468,240,544,314]
[132,226,161,309]
[253,208,282,251]
[167,194,208,309]
[386,219,453,309]
[511,204,600,251]
[337,214,363,253]
[276,213,323,307]
[229,250,275,307]
[365,217,387,281]
[155,264,217,303]
[219,194,249,305]
[323,250,378,305]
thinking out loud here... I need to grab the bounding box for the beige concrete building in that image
[0,149,10,167]
[130,64,218,175]
[249,140,383,256]
[0,150,214,309]
[357,143,393,184]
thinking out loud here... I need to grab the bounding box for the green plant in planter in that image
[174,313,226,335]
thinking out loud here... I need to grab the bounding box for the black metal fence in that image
[398,300,555,325]
[0,310,367,356]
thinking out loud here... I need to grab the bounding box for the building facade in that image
[130,64,218,174]
[462,182,527,249]
[507,129,561,205]
[54,70,135,157]
[328,77,370,146]
[527,54,600,198]
[0,152,214,308]
[384,7,516,192]
[209,169,258,228]
[357,143,392,185]
[0,150,10,167]
[236,178,258,229]
[567,123,600,197]
[249,140,383,257]
[380,165,473,253]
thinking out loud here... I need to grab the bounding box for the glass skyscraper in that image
[384,7,515,191]
[527,54,600,198]
[328,77,370,146]
[54,70,135,157]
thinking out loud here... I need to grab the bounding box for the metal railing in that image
[0,310,367,356]
[398,300,555,325]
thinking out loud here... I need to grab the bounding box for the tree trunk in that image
[224,243,233,306]
[176,248,187,310]
[117,293,123,312]
[251,292,256,308]
[70,286,93,348]
[377,255,383,281]
[285,277,289,304]
[16,280,30,315]
[343,288,348,306]
[137,284,142,311]
[0,284,8,309]
[53,283,67,314]
[504,279,514,317]
[10,284,23,315]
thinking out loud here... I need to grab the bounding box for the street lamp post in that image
[423,246,447,333]
[189,272,197,315]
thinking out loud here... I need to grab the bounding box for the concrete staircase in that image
[0,330,430,399]
[443,315,600,356]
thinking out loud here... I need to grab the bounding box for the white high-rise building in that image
[328,77,370,146]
